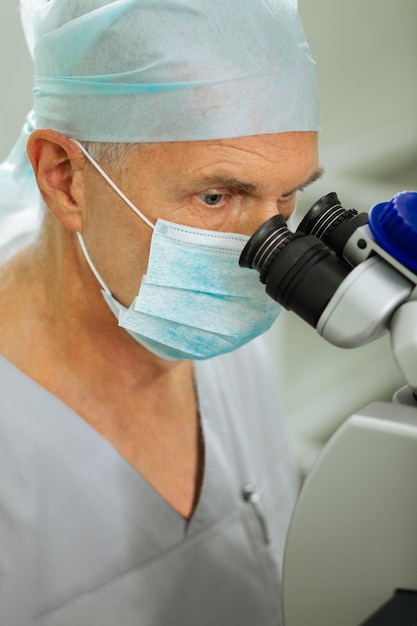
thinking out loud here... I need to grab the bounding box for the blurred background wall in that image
[0,1,416,472]
[0,3,32,162]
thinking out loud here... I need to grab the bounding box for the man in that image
[0,1,320,624]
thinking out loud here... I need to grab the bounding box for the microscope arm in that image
[390,290,417,396]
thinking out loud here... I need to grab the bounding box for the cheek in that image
[83,194,153,305]
[108,221,153,304]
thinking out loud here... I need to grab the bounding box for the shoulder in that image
[207,337,277,394]
[195,336,282,421]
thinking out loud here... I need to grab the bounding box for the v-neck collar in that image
[0,356,237,546]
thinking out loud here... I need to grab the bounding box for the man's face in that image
[81,131,320,306]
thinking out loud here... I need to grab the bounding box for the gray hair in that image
[78,141,142,171]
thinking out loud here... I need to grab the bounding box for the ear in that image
[26,129,87,232]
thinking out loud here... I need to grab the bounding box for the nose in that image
[245,199,291,237]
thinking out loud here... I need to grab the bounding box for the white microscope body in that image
[240,190,417,625]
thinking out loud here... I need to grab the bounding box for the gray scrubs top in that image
[0,338,298,626]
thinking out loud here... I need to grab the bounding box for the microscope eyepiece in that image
[297,192,368,257]
[241,190,417,388]
[238,214,296,282]
[239,212,351,327]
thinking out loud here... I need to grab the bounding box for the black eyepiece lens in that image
[297,192,368,257]
[239,208,352,328]
[297,192,342,237]
[239,214,296,282]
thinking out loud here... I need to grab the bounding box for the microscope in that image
[240,191,417,625]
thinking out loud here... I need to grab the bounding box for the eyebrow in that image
[283,165,325,196]
[189,165,325,196]
[190,175,259,194]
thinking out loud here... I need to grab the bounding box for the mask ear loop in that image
[72,139,156,297]
[72,139,155,230]
[76,230,111,295]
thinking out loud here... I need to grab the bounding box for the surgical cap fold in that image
[27,0,318,141]
[1,0,319,244]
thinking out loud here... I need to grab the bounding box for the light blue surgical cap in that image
[0,0,318,245]
[23,0,318,141]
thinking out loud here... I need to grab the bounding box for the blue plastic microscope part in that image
[368,191,417,273]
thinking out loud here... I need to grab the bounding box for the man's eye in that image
[199,193,227,206]
[280,190,296,200]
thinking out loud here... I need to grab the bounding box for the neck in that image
[0,214,190,389]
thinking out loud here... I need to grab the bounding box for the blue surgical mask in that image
[75,142,281,360]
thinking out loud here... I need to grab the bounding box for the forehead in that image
[131,132,319,193]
